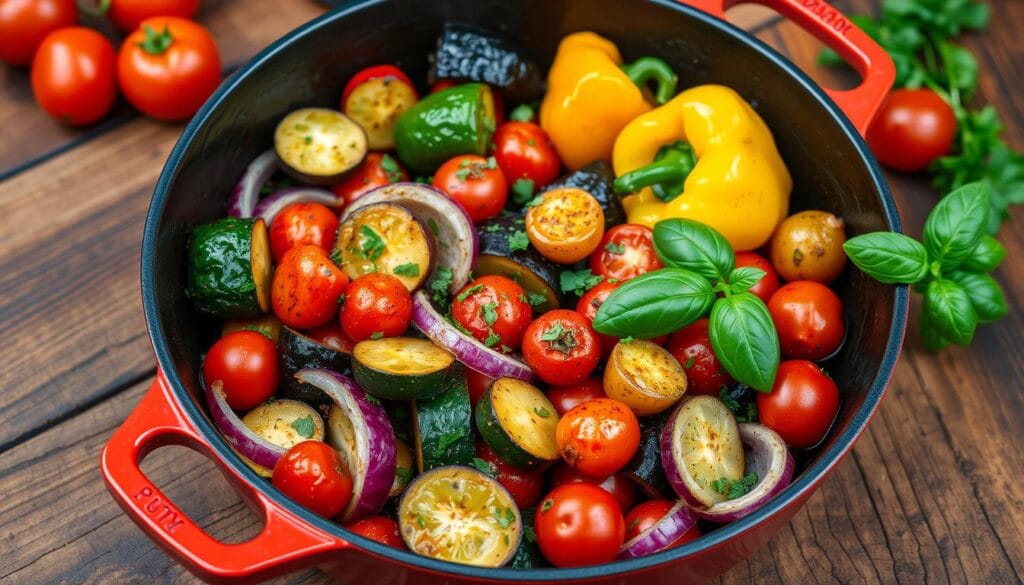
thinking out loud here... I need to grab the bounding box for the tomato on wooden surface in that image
[525,188,604,264]
[339,273,412,342]
[588,224,663,282]
[757,360,840,449]
[475,440,544,508]
[734,251,779,303]
[272,245,349,330]
[269,202,340,262]
[522,310,600,385]
[108,0,199,32]
[546,378,606,417]
[31,27,118,126]
[556,397,640,478]
[624,500,700,546]
[549,461,637,512]
[450,275,532,352]
[202,330,278,410]
[535,483,625,567]
[272,441,353,518]
[432,155,508,222]
[667,318,734,395]
[768,281,846,361]
[344,516,405,549]
[118,17,221,121]
[331,153,408,208]
[0,0,76,66]
[492,121,561,188]
[867,88,957,172]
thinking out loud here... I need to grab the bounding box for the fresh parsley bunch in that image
[843,182,1007,351]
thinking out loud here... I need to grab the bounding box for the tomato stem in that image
[76,0,110,17]
[139,25,175,55]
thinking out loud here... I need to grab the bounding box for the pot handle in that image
[677,0,895,136]
[100,369,348,583]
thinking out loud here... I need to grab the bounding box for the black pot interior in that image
[144,0,901,578]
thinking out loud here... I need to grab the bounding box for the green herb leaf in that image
[481,302,499,326]
[484,330,502,347]
[290,415,315,439]
[710,472,759,500]
[604,242,626,254]
[684,357,695,369]
[416,512,426,528]
[359,225,387,261]
[559,269,603,297]
[395,466,413,485]
[393,262,421,277]
[380,153,403,183]
[540,499,554,513]
[653,218,735,282]
[728,266,766,293]
[961,235,1006,272]
[457,284,484,302]
[946,270,1008,324]
[923,278,977,345]
[471,457,498,478]
[620,336,634,344]
[509,103,535,122]
[429,266,454,305]
[923,182,990,269]
[709,292,780,392]
[540,322,565,341]
[918,307,950,353]
[511,178,536,206]
[493,507,515,529]
[427,217,440,236]
[843,232,931,284]
[533,406,551,418]
[526,291,548,307]
[592,268,715,338]
[433,427,468,457]
[369,331,384,340]
[507,230,530,252]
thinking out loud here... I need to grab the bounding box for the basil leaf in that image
[709,293,779,392]
[947,270,1008,324]
[842,232,930,284]
[593,268,714,338]
[728,266,765,294]
[918,307,950,353]
[923,279,977,345]
[961,235,1006,272]
[923,182,990,270]
[653,218,734,282]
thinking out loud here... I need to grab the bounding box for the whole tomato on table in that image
[272,245,349,330]
[588,224,663,282]
[432,154,508,222]
[757,359,840,449]
[450,275,532,352]
[272,441,353,519]
[492,121,561,188]
[535,483,625,567]
[202,330,278,410]
[0,0,76,66]
[339,273,413,342]
[107,0,199,32]
[269,202,339,262]
[331,153,408,207]
[118,17,221,121]
[522,309,600,385]
[31,27,118,126]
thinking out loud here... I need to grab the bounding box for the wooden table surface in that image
[1,1,1021,583]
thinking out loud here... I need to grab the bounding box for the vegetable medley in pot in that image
[186,25,859,569]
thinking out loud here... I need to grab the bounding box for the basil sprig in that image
[844,182,1007,350]
[594,219,780,391]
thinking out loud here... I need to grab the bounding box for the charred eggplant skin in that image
[429,23,545,103]
[474,216,562,311]
[544,160,626,227]
[277,326,352,403]
[624,412,671,498]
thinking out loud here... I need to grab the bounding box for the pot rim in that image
[141,0,909,580]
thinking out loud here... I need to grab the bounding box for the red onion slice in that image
[618,500,698,559]
[253,187,338,224]
[228,149,278,218]
[342,182,478,293]
[411,290,536,382]
[690,423,795,523]
[204,379,285,470]
[296,368,397,521]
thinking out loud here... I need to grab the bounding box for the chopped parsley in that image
[379,153,403,183]
[427,217,440,236]
[511,178,535,206]
[540,499,554,513]
[289,415,315,439]
[533,406,551,418]
[540,322,565,341]
[480,302,499,326]
[483,330,502,347]
[719,386,758,423]
[523,524,537,544]
[525,291,548,307]
[486,156,498,169]
[358,225,386,261]
[493,507,516,529]
[329,248,344,266]
[604,242,626,254]
[416,512,426,528]
[710,472,759,500]
[303,135,313,144]
[560,269,603,296]
[395,466,413,484]
[685,356,695,369]
[429,266,454,305]
[369,331,384,340]
[393,262,420,277]
[507,230,530,252]
[508,103,534,122]
[524,195,544,208]
[471,457,498,478]
[457,284,484,302]
[620,336,634,344]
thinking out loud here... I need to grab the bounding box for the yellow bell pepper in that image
[540,32,677,171]
[612,85,792,251]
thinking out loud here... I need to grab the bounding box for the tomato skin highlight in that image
[433,155,508,222]
[535,483,625,567]
[450,275,532,352]
[475,440,544,508]
[344,516,406,549]
[588,224,663,282]
[31,27,118,126]
[108,0,199,32]
[667,318,734,395]
[272,245,349,330]
[202,330,278,410]
[492,121,561,188]
[339,273,413,342]
[768,281,846,361]
[272,441,354,519]
[331,153,409,208]
[556,397,640,478]
[624,499,700,547]
[0,0,76,66]
[734,251,779,303]
[549,461,637,512]
[304,322,354,353]
[757,360,840,449]
[867,88,956,172]
[522,310,600,386]
[546,378,606,417]
[269,202,340,263]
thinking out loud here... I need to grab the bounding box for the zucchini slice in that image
[352,337,456,400]
[186,217,271,319]
[604,340,688,416]
[398,466,522,567]
[475,378,559,470]
[277,326,353,403]
[475,216,561,312]
[274,108,368,184]
[238,399,325,477]
[334,203,433,291]
[412,367,474,473]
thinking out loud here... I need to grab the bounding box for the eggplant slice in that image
[429,23,545,102]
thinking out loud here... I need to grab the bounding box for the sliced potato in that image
[275,107,368,184]
[333,203,433,291]
[605,339,687,415]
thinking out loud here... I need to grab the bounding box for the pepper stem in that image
[621,57,679,105]
[138,25,175,55]
[613,141,697,202]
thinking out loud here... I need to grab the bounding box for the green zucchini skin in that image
[510,507,548,568]
[544,160,626,228]
[394,83,495,172]
[429,24,544,103]
[475,216,562,311]
[351,340,455,401]
[412,367,474,473]
[474,384,555,471]
[186,218,262,318]
[277,326,352,404]
[623,412,671,498]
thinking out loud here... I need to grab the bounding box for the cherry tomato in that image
[667,318,734,395]
[522,310,600,385]
[768,281,846,360]
[588,224,663,282]
[757,360,839,449]
[269,202,340,263]
[450,275,532,352]
[546,378,606,417]
[344,516,405,549]
[556,398,640,478]
[624,500,700,546]
[475,440,544,508]
[342,64,416,104]
[339,273,413,342]
[465,368,495,408]
[867,88,957,172]
[107,0,199,32]
[331,153,408,208]
[272,245,349,330]
[0,0,76,66]
[272,441,353,518]
[535,483,625,567]
[525,188,604,264]
[432,155,507,222]
[202,330,278,410]
[576,281,665,358]
[734,251,779,303]
[549,461,637,512]
[304,322,354,354]
[118,17,221,121]
[31,27,118,126]
[492,121,560,188]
